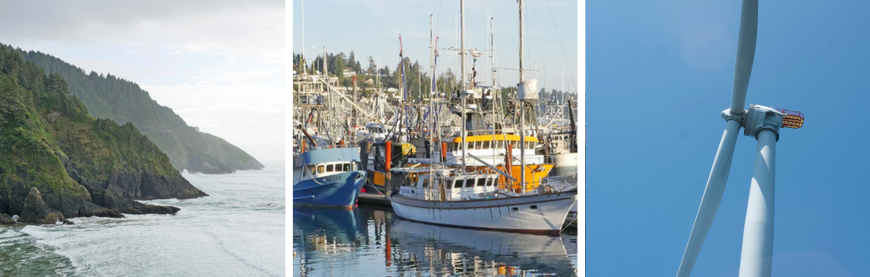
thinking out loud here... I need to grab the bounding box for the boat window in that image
[326,164,334,172]
[343,163,351,172]
[474,142,482,150]
[482,141,490,149]
[467,142,474,149]
[422,178,428,188]
[454,179,464,188]
[476,178,486,187]
[495,141,502,149]
[486,178,494,187]
[317,165,325,173]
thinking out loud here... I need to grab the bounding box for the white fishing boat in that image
[388,167,575,234]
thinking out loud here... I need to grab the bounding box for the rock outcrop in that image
[18,187,66,224]
[0,213,14,225]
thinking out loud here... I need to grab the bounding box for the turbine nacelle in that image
[743,104,784,141]
[721,105,804,142]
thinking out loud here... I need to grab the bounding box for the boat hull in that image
[293,171,366,208]
[389,192,576,235]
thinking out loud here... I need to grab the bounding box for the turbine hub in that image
[721,108,746,125]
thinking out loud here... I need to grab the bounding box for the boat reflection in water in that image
[390,218,576,276]
[292,206,578,276]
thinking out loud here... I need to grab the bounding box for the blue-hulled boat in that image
[293,147,366,208]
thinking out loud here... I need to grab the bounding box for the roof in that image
[301,147,361,164]
[449,134,539,143]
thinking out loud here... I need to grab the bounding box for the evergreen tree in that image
[367,56,377,74]
[348,51,357,72]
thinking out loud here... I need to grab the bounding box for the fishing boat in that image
[411,133,553,192]
[293,147,366,208]
[388,167,575,234]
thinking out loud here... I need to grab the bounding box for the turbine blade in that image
[730,0,759,115]
[677,120,741,277]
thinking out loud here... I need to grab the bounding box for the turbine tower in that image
[676,1,805,276]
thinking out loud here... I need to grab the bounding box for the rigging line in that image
[434,0,446,34]
[545,0,577,92]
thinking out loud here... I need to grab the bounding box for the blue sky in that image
[588,0,870,276]
[292,0,578,93]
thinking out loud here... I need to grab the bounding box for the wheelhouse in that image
[444,134,539,152]
[394,168,501,201]
[297,148,364,183]
[300,161,361,181]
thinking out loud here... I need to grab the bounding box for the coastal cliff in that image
[0,46,205,221]
[10,46,264,174]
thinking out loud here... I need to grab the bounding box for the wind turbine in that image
[676,1,805,277]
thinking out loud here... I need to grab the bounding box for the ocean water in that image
[0,164,285,277]
[292,171,579,277]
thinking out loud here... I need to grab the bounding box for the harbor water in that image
[0,164,285,277]
[292,171,579,277]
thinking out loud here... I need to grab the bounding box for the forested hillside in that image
[0,46,205,219]
[8,44,264,174]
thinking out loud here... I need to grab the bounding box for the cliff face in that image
[13,47,264,174]
[0,46,205,219]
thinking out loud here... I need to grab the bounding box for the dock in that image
[358,192,391,207]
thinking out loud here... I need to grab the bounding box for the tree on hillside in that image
[367,56,377,74]
[348,51,358,72]
[333,53,346,84]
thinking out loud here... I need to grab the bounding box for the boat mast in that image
[519,0,526,192]
[301,0,305,75]
[429,14,435,190]
[490,17,497,158]
[460,0,467,170]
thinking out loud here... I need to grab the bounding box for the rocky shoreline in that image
[0,186,184,226]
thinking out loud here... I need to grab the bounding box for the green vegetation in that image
[0,45,202,217]
[9,45,263,173]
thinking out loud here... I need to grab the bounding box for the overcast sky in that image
[292,0,578,93]
[0,0,285,164]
